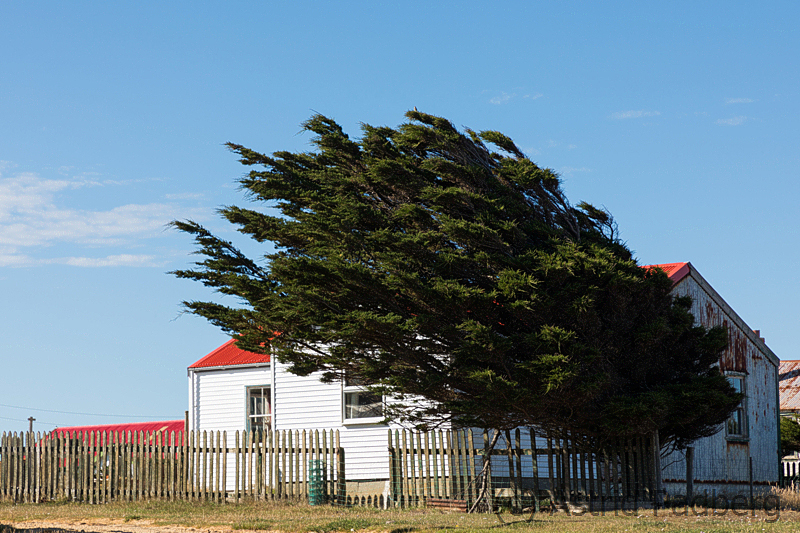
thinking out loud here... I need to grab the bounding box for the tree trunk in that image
[468,429,501,513]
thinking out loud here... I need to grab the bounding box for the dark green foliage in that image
[172,111,740,448]
[781,417,800,456]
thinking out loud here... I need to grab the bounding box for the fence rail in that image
[1,430,343,504]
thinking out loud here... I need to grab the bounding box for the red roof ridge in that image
[189,338,271,369]
[644,262,691,284]
[51,420,184,436]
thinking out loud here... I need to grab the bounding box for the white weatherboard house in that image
[188,262,779,499]
[187,340,401,492]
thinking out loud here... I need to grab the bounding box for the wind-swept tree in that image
[172,111,740,451]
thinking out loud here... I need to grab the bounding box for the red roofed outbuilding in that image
[645,262,779,495]
[779,360,800,415]
[50,420,185,443]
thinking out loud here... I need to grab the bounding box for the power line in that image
[0,403,173,419]
[0,415,59,428]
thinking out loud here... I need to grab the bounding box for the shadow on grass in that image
[2,526,76,533]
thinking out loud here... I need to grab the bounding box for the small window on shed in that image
[247,386,271,433]
[725,375,747,440]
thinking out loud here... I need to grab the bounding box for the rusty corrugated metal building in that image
[779,360,800,416]
[655,262,780,496]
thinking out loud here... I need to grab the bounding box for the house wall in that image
[273,359,397,481]
[661,268,780,496]
[188,364,273,491]
[189,364,273,434]
[189,359,406,486]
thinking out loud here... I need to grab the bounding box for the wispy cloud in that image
[544,140,577,151]
[0,248,31,267]
[725,97,755,104]
[521,146,541,157]
[0,252,162,268]
[610,110,661,120]
[165,192,205,201]
[716,116,747,126]
[490,92,516,105]
[61,254,161,267]
[489,91,543,105]
[559,167,593,175]
[0,171,207,267]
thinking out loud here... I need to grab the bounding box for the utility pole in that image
[28,416,35,434]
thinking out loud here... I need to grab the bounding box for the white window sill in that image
[343,416,385,426]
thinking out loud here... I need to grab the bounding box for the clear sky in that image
[2,1,798,433]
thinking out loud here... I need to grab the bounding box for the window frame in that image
[342,375,384,425]
[725,373,748,441]
[246,385,272,433]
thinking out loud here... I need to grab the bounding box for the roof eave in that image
[188,361,272,374]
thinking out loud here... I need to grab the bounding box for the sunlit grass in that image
[0,499,798,532]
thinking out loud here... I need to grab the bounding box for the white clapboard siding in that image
[274,359,399,480]
[190,365,272,490]
[192,365,272,433]
[273,362,341,429]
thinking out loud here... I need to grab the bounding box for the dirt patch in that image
[1,519,237,533]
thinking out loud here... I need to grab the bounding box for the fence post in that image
[483,429,494,511]
[0,433,4,501]
[387,430,396,507]
[336,431,345,505]
[749,456,754,516]
[685,447,694,502]
[431,431,440,499]
[465,430,477,506]
[652,430,662,509]
[423,431,432,502]
[529,428,540,513]
[504,430,515,510]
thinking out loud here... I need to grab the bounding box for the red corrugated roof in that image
[645,262,691,284]
[780,361,800,413]
[51,420,184,438]
[188,339,271,369]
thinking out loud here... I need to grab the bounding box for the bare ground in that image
[3,518,235,533]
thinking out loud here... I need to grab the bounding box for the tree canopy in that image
[781,417,800,457]
[172,110,741,449]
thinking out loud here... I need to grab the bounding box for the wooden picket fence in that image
[781,457,800,489]
[0,430,343,504]
[388,428,658,510]
[2,427,657,510]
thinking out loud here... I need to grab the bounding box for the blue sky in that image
[2,1,798,433]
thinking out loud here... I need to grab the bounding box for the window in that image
[343,376,383,422]
[726,374,747,439]
[247,386,271,432]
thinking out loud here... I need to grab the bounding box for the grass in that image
[771,486,800,510]
[0,499,799,533]
[232,518,273,530]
